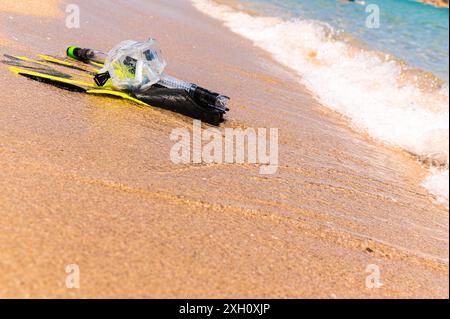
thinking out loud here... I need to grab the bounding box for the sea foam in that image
[191,0,449,207]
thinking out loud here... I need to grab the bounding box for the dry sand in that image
[0,0,448,298]
[0,0,62,17]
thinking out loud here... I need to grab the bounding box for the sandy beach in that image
[0,0,448,298]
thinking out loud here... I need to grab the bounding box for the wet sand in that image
[0,0,448,298]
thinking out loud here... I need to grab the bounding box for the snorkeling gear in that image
[67,39,230,118]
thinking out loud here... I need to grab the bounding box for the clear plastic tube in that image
[67,46,107,64]
[83,49,108,64]
[158,74,194,91]
[159,74,229,110]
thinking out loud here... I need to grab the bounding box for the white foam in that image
[423,169,449,207]
[191,0,449,207]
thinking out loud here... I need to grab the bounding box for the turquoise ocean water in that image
[236,0,449,81]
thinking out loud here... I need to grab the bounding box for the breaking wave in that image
[191,0,449,207]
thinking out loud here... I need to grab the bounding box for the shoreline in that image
[191,0,449,207]
[0,0,448,298]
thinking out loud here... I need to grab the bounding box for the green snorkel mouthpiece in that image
[66,46,80,60]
